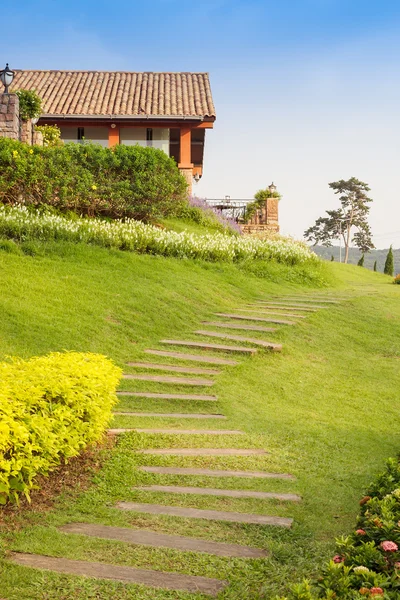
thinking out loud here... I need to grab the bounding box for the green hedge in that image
[0,352,121,504]
[0,138,187,221]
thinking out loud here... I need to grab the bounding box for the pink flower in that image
[380,541,398,552]
[356,529,366,535]
[333,554,343,563]
[370,588,384,596]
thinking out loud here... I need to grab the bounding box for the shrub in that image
[277,458,400,599]
[384,246,394,277]
[394,274,400,285]
[0,204,319,266]
[14,89,42,121]
[357,254,365,267]
[179,196,241,235]
[245,186,281,221]
[35,124,62,147]
[0,352,121,504]
[0,138,187,222]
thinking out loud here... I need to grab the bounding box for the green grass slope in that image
[0,243,399,599]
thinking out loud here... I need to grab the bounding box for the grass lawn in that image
[0,241,399,599]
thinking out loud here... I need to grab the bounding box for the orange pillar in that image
[108,125,120,147]
[178,127,193,168]
[178,127,193,195]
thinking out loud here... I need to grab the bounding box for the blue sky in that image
[5,0,400,247]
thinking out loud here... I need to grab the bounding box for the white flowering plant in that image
[0,204,318,266]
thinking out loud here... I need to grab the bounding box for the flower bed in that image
[0,204,317,266]
[278,459,400,599]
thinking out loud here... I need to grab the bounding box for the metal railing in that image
[203,198,253,221]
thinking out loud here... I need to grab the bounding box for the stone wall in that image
[243,197,280,235]
[0,93,19,140]
[0,94,43,146]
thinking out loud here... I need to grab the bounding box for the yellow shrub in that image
[0,352,121,504]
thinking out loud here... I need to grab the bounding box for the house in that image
[11,70,216,191]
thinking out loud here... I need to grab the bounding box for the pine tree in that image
[373,260,377,272]
[331,255,334,261]
[384,246,394,276]
[357,254,365,267]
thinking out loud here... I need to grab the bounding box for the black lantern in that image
[0,63,15,93]
[268,182,277,194]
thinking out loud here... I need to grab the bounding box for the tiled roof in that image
[11,71,216,119]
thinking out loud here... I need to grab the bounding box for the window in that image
[77,127,85,140]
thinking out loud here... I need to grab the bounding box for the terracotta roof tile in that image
[11,70,216,118]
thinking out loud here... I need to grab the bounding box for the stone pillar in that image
[32,130,44,146]
[0,93,19,140]
[179,167,193,195]
[266,198,279,232]
[20,119,33,145]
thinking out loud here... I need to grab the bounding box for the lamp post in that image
[0,63,15,94]
[268,182,277,194]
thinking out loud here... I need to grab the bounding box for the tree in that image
[357,254,365,267]
[304,177,374,264]
[373,260,377,272]
[384,245,394,276]
[331,255,334,261]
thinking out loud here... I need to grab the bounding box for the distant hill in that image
[312,245,400,274]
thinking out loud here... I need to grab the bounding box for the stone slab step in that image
[237,309,305,319]
[161,340,257,354]
[215,313,295,325]
[117,392,218,401]
[11,552,226,596]
[109,429,244,435]
[250,303,318,312]
[122,374,215,386]
[195,330,282,351]
[126,362,221,375]
[117,502,293,528]
[275,297,341,304]
[203,321,277,333]
[144,350,238,365]
[114,412,227,419]
[139,448,268,456]
[134,485,300,502]
[139,466,294,479]
[59,523,268,559]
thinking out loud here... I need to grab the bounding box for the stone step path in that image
[139,466,293,479]
[134,485,301,502]
[275,297,341,304]
[250,303,318,312]
[117,392,218,401]
[161,339,257,354]
[109,428,244,435]
[126,362,221,375]
[59,523,268,559]
[237,309,306,319]
[139,448,268,456]
[11,553,226,596]
[144,349,238,365]
[202,321,277,333]
[122,374,215,386]
[216,313,296,325]
[195,330,282,351]
[114,412,227,419]
[117,502,293,528]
